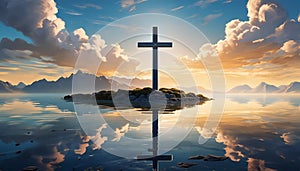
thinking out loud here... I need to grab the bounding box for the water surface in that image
[0,94,299,170]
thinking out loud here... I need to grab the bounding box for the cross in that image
[137,26,172,90]
[137,27,173,171]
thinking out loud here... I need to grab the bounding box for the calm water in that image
[0,94,299,171]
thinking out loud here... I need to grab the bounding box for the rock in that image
[203,155,228,161]
[177,162,197,168]
[63,95,72,101]
[22,166,38,171]
[188,155,205,160]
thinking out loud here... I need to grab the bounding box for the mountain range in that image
[1,72,299,94]
[228,82,300,94]
[0,71,151,93]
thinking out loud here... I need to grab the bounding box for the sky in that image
[0,0,299,90]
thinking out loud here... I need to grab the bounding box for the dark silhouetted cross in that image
[137,27,173,171]
[137,26,172,91]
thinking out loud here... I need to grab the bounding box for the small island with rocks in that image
[64,87,212,111]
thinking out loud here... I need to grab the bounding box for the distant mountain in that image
[228,84,252,93]
[228,81,300,94]
[285,82,300,93]
[251,82,279,93]
[277,85,288,93]
[16,82,26,89]
[0,81,18,93]
[18,71,152,93]
[110,77,151,89]
[23,71,112,93]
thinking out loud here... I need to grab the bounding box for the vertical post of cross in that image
[137,27,173,171]
[152,27,158,90]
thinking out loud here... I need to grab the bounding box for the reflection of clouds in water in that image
[36,146,65,171]
[74,143,89,155]
[0,99,71,117]
[195,126,217,144]
[247,158,277,171]
[0,101,43,114]
[215,131,245,162]
[91,124,108,150]
[112,123,129,142]
[280,132,300,145]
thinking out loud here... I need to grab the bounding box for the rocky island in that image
[64,87,212,111]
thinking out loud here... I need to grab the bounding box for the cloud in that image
[74,4,102,10]
[121,0,147,11]
[181,0,300,84]
[223,0,232,3]
[129,6,136,12]
[195,0,218,7]
[0,0,139,78]
[171,5,184,12]
[65,11,83,16]
[121,0,135,8]
[203,13,222,25]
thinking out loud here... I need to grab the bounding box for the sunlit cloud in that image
[120,0,147,11]
[180,0,300,88]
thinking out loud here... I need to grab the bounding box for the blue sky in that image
[1,0,299,44]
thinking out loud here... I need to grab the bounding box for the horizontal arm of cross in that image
[138,42,153,47]
[138,42,173,48]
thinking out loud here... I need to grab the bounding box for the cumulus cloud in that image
[0,0,139,77]
[181,0,300,79]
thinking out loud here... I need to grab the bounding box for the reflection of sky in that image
[0,94,300,170]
